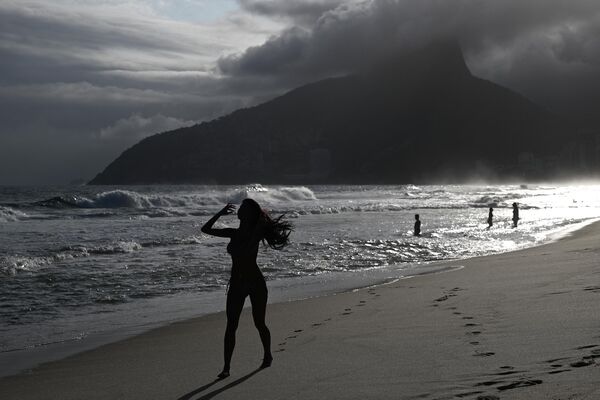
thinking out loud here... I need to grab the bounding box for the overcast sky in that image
[2,0,600,185]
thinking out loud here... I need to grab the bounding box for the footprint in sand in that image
[454,390,484,398]
[570,360,594,368]
[341,312,353,315]
[453,312,462,315]
[473,351,495,357]
[495,370,522,376]
[462,316,474,320]
[275,348,285,353]
[470,341,480,345]
[312,323,322,327]
[475,380,506,387]
[548,369,571,374]
[497,379,543,391]
[575,344,598,350]
[583,286,600,292]
[467,331,482,336]
[545,357,569,363]
[584,353,600,362]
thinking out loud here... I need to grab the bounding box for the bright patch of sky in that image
[153,0,239,23]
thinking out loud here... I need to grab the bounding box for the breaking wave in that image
[1,241,144,276]
[470,194,528,208]
[1,235,213,275]
[0,206,28,222]
[34,185,317,211]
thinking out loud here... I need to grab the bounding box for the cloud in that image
[0,0,286,184]
[0,1,282,79]
[218,26,312,77]
[99,113,197,140]
[3,0,600,184]
[0,82,182,104]
[239,0,351,26]
[219,0,600,118]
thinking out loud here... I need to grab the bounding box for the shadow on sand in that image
[177,368,262,400]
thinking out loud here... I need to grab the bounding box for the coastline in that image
[2,221,600,398]
[0,247,463,379]
[2,217,591,379]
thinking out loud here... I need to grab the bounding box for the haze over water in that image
[1,183,600,356]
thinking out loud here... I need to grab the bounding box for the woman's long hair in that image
[242,198,292,250]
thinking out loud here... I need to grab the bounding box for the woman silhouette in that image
[201,199,292,379]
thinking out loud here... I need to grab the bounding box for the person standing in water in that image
[414,214,421,236]
[201,199,292,379]
[512,202,520,227]
[487,207,494,228]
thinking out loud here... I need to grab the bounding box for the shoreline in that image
[3,221,600,398]
[2,217,598,380]
[0,253,460,378]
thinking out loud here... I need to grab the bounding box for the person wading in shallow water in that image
[413,214,421,237]
[487,207,494,228]
[201,199,293,379]
[512,202,520,228]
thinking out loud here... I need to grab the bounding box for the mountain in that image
[89,42,583,185]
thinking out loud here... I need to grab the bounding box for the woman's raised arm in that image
[201,204,236,237]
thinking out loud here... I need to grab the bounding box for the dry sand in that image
[2,222,600,399]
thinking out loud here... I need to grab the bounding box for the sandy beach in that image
[2,222,600,399]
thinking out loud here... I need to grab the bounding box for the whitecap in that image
[0,206,28,222]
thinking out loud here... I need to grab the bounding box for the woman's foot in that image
[260,355,273,369]
[217,369,230,379]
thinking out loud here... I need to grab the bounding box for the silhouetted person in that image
[414,214,421,236]
[487,207,493,228]
[512,202,520,228]
[201,199,292,379]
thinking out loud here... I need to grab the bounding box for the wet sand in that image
[2,222,600,399]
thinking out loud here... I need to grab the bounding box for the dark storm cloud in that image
[224,0,600,76]
[219,26,312,77]
[221,0,600,121]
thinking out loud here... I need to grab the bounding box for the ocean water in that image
[1,183,600,368]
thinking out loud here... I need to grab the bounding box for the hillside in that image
[89,42,577,185]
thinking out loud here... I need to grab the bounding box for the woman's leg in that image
[250,281,272,367]
[221,287,245,377]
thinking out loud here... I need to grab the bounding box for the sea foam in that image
[36,185,318,211]
[0,206,28,222]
